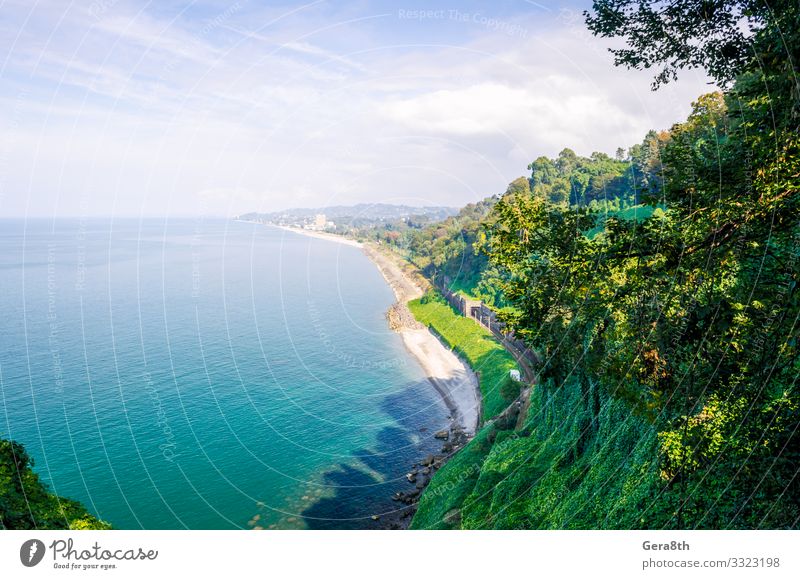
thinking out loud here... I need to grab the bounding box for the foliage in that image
[404,198,498,298]
[529,149,635,206]
[585,0,798,89]
[460,379,664,529]
[1,438,111,530]
[413,0,800,530]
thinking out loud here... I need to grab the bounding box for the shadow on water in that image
[301,380,450,529]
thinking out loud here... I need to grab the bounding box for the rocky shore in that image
[362,243,481,529]
[367,422,471,529]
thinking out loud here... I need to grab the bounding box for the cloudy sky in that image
[0,0,713,218]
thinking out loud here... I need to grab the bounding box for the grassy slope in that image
[459,379,662,529]
[408,294,664,530]
[409,424,496,529]
[587,203,657,239]
[407,297,519,419]
[446,277,479,299]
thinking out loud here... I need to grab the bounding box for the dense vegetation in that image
[374,140,665,306]
[1,438,110,529]
[413,0,799,529]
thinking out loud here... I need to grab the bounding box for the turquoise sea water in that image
[0,218,449,529]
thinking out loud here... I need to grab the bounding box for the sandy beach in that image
[363,244,480,436]
[273,225,363,248]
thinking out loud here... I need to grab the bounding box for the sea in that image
[0,218,450,529]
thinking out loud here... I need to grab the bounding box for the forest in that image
[409,0,800,529]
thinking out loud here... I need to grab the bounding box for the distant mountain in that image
[237,203,458,226]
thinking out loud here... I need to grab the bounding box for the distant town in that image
[236,203,459,240]
[240,212,336,232]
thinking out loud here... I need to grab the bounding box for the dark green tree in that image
[1,438,110,529]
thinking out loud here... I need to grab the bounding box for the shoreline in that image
[362,244,480,437]
[254,220,481,436]
[242,219,481,529]
[271,224,364,247]
[361,243,481,529]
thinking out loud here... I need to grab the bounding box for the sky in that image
[0,0,715,218]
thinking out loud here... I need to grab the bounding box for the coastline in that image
[247,220,482,529]
[259,221,481,436]
[362,244,480,437]
[361,243,481,529]
[272,224,363,247]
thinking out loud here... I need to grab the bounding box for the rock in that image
[421,467,430,475]
[441,442,453,453]
[421,454,435,466]
[434,430,449,440]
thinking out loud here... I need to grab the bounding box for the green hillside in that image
[410,0,800,530]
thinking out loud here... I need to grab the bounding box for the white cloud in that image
[0,2,714,218]
[381,83,529,135]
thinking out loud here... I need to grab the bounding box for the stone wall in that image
[438,282,537,365]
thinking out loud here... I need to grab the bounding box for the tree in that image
[528,157,558,187]
[505,176,532,198]
[556,148,579,174]
[1,438,111,529]
[585,0,799,88]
